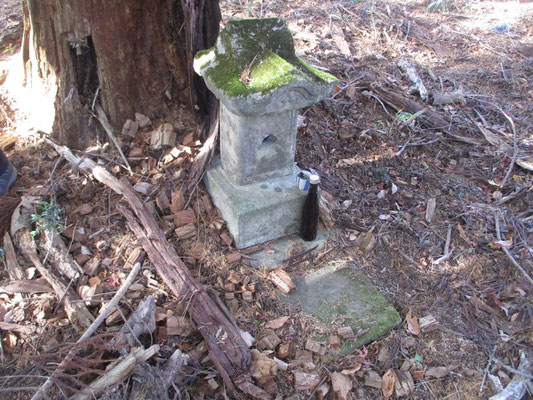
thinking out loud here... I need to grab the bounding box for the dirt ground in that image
[0,0,532,399]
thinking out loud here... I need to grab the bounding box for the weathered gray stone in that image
[204,159,308,249]
[279,265,401,352]
[195,18,338,247]
[220,106,297,185]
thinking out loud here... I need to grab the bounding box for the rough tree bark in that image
[22,0,220,148]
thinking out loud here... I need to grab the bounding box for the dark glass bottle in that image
[300,174,320,241]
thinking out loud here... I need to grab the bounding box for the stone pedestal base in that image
[204,158,307,249]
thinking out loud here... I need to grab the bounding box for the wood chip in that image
[425,197,437,223]
[331,372,352,400]
[364,371,382,388]
[269,269,296,295]
[425,366,449,379]
[175,223,196,240]
[156,191,171,211]
[167,316,195,336]
[151,122,176,149]
[220,232,233,247]
[226,252,242,264]
[338,326,355,339]
[170,189,185,213]
[419,315,439,332]
[293,371,320,391]
[328,334,341,348]
[135,113,151,129]
[265,316,290,330]
[173,208,196,228]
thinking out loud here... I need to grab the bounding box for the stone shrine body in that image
[194,18,337,248]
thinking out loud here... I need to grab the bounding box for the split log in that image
[360,81,482,145]
[48,140,253,397]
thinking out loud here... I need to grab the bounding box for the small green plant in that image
[2,44,13,54]
[427,0,446,12]
[30,200,64,237]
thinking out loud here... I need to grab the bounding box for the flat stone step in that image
[279,264,401,352]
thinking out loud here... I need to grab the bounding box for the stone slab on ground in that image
[279,264,401,352]
[204,157,308,249]
[249,230,332,269]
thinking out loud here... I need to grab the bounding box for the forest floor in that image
[0,0,532,399]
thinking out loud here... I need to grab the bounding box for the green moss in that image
[194,18,338,99]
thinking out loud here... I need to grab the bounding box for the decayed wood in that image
[360,81,482,145]
[10,197,93,332]
[16,228,94,331]
[41,230,83,281]
[2,232,25,280]
[269,269,296,295]
[49,141,252,397]
[71,345,160,400]
[31,259,143,400]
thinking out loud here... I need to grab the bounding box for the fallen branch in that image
[11,197,93,332]
[95,105,133,175]
[433,224,453,265]
[359,80,482,145]
[30,259,143,400]
[47,140,253,398]
[489,351,532,400]
[494,215,533,286]
[70,345,160,400]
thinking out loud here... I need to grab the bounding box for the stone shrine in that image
[194,18,337,248]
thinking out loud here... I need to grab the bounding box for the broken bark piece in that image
[251,349,278,385]
[167,315,195,336]
[226,252,242,264]
[175,223,196,240]
[122,119,139,138]
[394,370,414,397]
[328,335,341,348]
[338,326,355,340]
[220,232,233,246]
[2,232,25,280]
[173,208,196,227]
[78,285,103,306]
[316,383,330,400]
[134,181,153,195]
[419,315,439,332]
[84,258,101,276]
[151,122,176,149]
[156,191,171,212]
[365,370,382,388]
[269,269,295,295]
[135,113,151,129]
[170,189,185,213]
[201,194,213,213]
[242,290,253,302]
[293,371,320,391]
[257,330,281,351]
[425,366,449,379]
[0,278,52,294]
[277,342,296,359]
[331,372,352,400]
[305,339,325,355]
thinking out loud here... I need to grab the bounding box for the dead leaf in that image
[265,316,290,330]
[382,369,397,398]
[406,310,420,336]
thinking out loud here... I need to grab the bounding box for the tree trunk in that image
[22,0,220,148]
